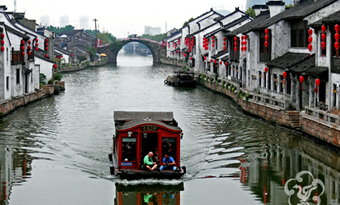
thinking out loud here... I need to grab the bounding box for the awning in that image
[100,53,107,57]
[22,66,31,74]
[289,55,315,73]
[266,52,310,69]
[305,66,328,81]
[211,50,228,59]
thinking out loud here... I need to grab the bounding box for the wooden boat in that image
[109,111,186,179]
[164,71,196,87]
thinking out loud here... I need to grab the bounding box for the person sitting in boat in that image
[159,154,177,171]
[143,152,158,171]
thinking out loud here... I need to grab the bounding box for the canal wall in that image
[0,88,49,117]
[197,75,340,148]
[161,58,187,67]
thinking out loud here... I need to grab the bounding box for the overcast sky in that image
[1,0,246,38]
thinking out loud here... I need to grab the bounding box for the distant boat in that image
[164,71,196,87]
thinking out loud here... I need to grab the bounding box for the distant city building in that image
[60,15,69,27]
[40,15,50,27]
[246,0,293,9]
[79,16,89,29]
[144,26,161,35]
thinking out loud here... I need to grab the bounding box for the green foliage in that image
[245,7,256,18]
[201,74,206,80]
[87,47,96,60]
[238,90,244,99]
[77,55,87,62]
[141,33,167,42]
[40,73,46,85]
[246,94,250,102]
[182,17,194,28]
[96,32,116,44]
[226,83,230,89]
[210,77,213,84]
[230,84,234,92]
[48,78,55,85]
[222,81,226,88]
[285,4,294,8]
[47,25,75,35]
[85,29,101,36]
[53,73,63,81]
[110,40,124,52]
[216,79,220,85]
[232,87,236,94]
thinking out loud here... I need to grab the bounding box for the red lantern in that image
[308,44,313,52]
[214,60,217,64]
[1,46,4,51]
[335,24,340,31]
[308,29,313,36]
[1,40,4,45]
[21,40,25,45]
[28,46,31,50]
[223,37,226,41]
[1,33,4,38]
[28,51,31,56]
[223,41,226,46]
[265,35,268,41]
[283,71,287,79]
[28,40,31,45]
[225,62,228,66]
[53,64,57,69]
[321,42,326,49]
[234,37,237,41]
[35,38,38,42]
[234,46,237,52]
[321,33,326,41]
[264,67,268,73]
[220,61,222,65]
[210,59,213,62]
[45,47,48,50]
[265,29,268,34]
[35,47,38,51]
[223,46,226,50]
[204,56,206,60]
[22,52,25,56]
[264,41,268,47]
[335,33,339,41]
[212,36,215,39]
[45,39,48,43]
[21,46,25,50]
[321,25,326,32]
[308,36,313,43]
[315,78,320,87]
[45,54,48,58]
[35,43,38,47]
[299,75,304,90]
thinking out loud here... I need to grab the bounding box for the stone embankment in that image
[196,74,340,148]
[161,58,187,67]
[0,82,65,118]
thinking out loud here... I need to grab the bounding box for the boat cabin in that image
[109,111,185,179]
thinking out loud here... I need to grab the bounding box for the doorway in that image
[141,133,158,160]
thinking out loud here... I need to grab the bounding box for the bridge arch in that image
[98,38,165,64]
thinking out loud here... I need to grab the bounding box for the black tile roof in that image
[204,15,252,38]
[226,11,270,36]
[305,66,328,79]
[251,0,337,31]
[310,10,340,28]
[289,55,315,73]
[252,5,269,9]
[4,25,26,38]
[266,1,285,6]
[211,50,228,59]
[266,52,310,69]
[221,55,229,61]
[60,29,84,36]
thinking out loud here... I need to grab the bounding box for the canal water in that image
[1,50,340,204]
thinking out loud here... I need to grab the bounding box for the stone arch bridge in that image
[98,38,165,64]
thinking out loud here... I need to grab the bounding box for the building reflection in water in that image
[0,146,33,205]
[114,183,183,205]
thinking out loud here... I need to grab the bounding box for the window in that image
[121,138,137,161]
[6,76,9,90]
[259,71,262,87]
[16,69,20,84]
[6,48,8,61]
[162,138,176,159]
[273,74,277,92]
[320,33,326,57]
[291,20,308,48]
[260,30,271,62]
[279,75,283,93]
[264,72,267,88]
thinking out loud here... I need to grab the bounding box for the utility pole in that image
[93,18,98,54]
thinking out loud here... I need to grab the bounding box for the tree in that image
[140,33,167,42]
[47,25,75,35]
[97,32,116,44]
[245,7,256,18]
[182,17,194,28]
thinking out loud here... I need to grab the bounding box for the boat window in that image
[162,138,177,159]
[122,138,137,161]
